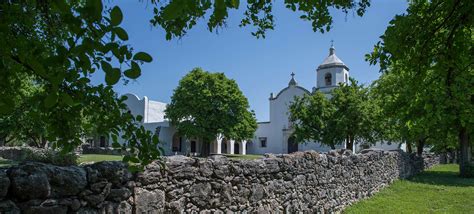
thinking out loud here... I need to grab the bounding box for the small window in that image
[325,73,332,86]
[345,73,348,83]
[259,137,267,148]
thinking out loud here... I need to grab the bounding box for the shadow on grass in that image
[409,169,474,187]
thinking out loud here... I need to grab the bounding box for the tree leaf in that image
[110,6,123,26]
[124,62,141,79]
[44,93,58,108]
[114,27,128,41]
[230,0,240,8]
[105,68,121,85]
[100,61,113,73]
[133,52,153,62]
[61,92,74,106]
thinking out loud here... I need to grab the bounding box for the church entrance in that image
[190,141,196,153]
[287,136,298,153]
[221,141,227,154]
[234,142,240,154]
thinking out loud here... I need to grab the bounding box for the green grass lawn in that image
[224,154,263,160]
[345,164,474,213]
[77,154,123,163]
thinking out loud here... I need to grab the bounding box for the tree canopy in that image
[289,79,378,150]
[149,0,371,39]
[366,0,473,176]
[165,68,257,156]
[0,1,160,166]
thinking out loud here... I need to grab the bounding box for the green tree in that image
[289,79,378,150]
[165,68,257,156]
[329,79,379,150]
[0,1,161,166]
[366,0,473,176]
[289,91,336,148]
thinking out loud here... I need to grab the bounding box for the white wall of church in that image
[123,94,146,122]
[146,101,167,123]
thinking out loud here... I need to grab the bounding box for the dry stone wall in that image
[0,149,439,213]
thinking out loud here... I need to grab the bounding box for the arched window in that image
[325,73,332,86]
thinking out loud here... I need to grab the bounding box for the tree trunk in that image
[416,139,425,156]
[346,135,354,152]
[406,141,412,153]
[200,140,211,157]
[459,127,471,177]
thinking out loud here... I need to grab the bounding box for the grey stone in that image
[190,183,212,206]
[83,183,111,207]
[0,200,20,214]
[58,198,81,211]
[89,161,132,186]
[76,207,99,214]
[0,170,10,199]
[134,187,165,213]
[22,205,67,214]
[9,168,51,200]
[107,188,132,202]
[8,162,87,199]
[101,201,132,214]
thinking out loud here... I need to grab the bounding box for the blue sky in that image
[92,1,408,122]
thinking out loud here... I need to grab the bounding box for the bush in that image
[23,149,78,166]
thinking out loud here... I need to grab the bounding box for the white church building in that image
[118,45,402,156]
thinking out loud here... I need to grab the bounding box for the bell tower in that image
[316,42,350,94]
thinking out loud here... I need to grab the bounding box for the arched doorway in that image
[190,141,197,153]
[288,136,298,153]
[234,142,240,154]
[172,133,182,153]
[221,140,227,154]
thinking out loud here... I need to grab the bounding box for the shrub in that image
[23,149,78,166]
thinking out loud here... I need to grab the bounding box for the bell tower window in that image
[325,73,332,86]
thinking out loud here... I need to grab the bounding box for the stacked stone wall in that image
[0,149,439,213]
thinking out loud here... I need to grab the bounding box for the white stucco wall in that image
[146,100,167,123]
[123,94,145,122]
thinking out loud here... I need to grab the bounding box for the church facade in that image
[118,45,402,156]
[248,45,349,154]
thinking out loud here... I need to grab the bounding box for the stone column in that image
[240,140,247,155]
[215,134,223,155]
[228,140,235,154]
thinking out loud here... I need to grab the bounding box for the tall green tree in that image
[367,0,473,176]
[0,1,160,166]
[289,79,378,150]
[165,68,257,156]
